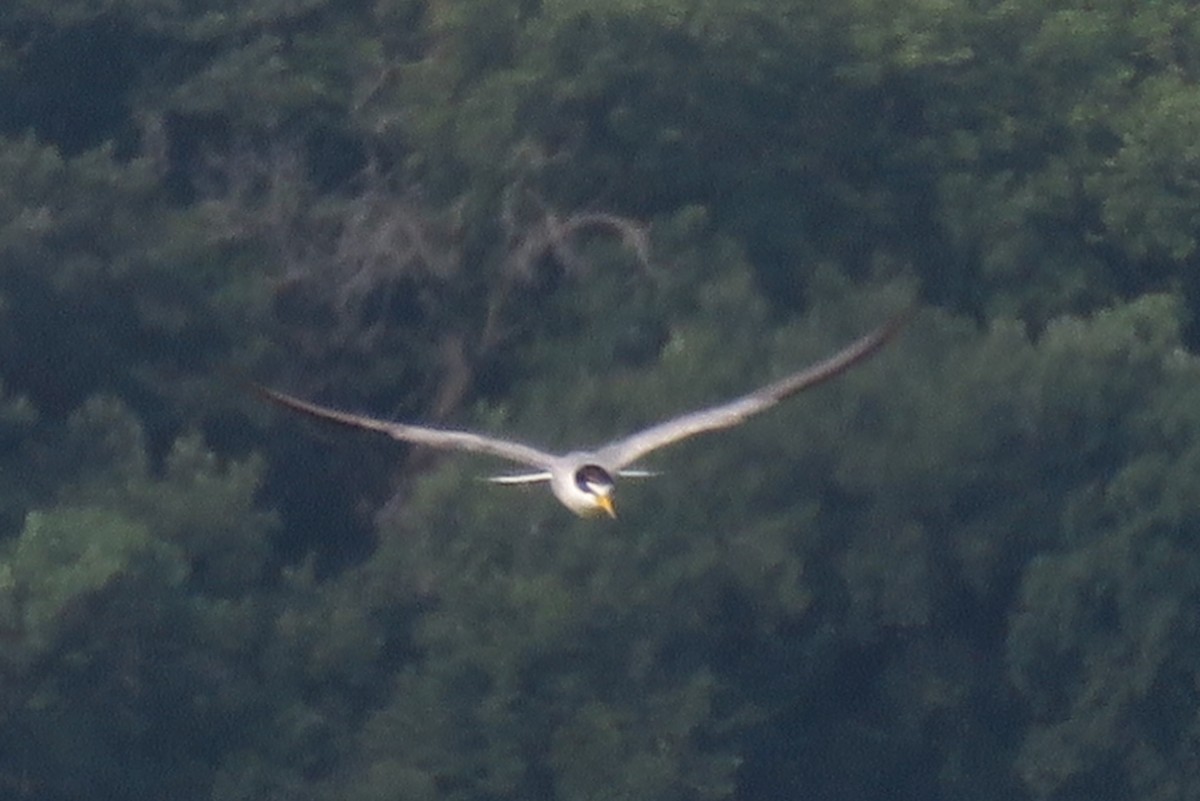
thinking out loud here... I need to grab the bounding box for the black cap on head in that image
[575,464,614,493]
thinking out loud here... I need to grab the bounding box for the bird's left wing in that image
[253,384,560,469]
[595,309,911,469]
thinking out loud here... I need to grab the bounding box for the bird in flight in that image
[255,310,910,518]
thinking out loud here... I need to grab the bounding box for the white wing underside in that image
[253,308,910,475]
[250,384,558,468]
[595,309,910,468]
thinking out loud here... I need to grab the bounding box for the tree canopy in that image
[2,0,1200,799]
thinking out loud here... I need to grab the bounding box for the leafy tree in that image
[3,1,1200,800]
[1006,297,1200,800]
[0,398,281,799]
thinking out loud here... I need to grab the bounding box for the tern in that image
[255,311,909,517]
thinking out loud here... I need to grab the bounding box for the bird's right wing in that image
[253,384,560,469]
[596,309,911,469]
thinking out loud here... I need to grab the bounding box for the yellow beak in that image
[595,494,616,519]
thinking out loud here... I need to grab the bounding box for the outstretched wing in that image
[253,384,560,469]
[595,309,911,469]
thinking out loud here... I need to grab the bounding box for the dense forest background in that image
[2,0,1200,799]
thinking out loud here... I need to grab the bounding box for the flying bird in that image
[255,311,910,518]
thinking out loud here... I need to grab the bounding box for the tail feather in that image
[484,471,553,484]
[618,469,659,478]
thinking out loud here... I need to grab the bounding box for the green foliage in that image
[892,0,1200,317]
[4,1,1200,800]
[0,380,38,533]
[0,396,287,799]
[1005,298,1200,800]
[1086,71,1200,261]
[8,506,186,656]
[58,397,277,593]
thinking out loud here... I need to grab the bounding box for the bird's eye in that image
[575,464,614,493]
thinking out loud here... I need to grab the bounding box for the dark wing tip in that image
[882,302,919,338]
[222,368,294,410]
[237,378,311,415]
[238,377,391,434]
[860,303,917,356]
